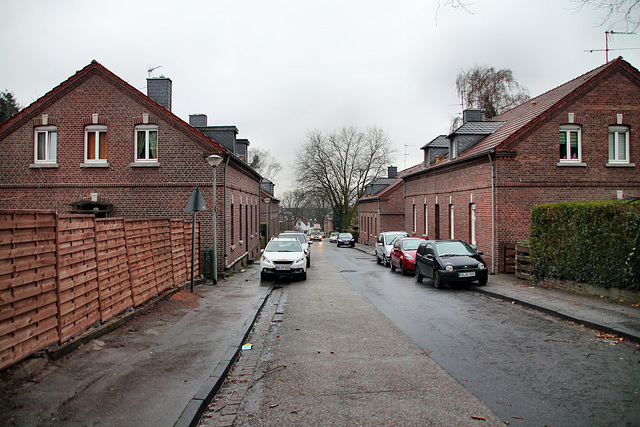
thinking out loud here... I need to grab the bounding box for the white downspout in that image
[488,151,495,273]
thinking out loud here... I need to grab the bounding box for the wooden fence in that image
[0,211,200,371]
[515,244,533,280]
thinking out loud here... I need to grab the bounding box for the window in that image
[85,125,107,162]
[559,125,581,163]
[449,204,455,238]
[412,204,417,234]
[34,126,57,163]
[608,126,629,164]
[424,204,428,237]
[470,203,476,245]
[135,125,158,162]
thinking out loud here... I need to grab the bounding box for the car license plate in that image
[459,272,475,278]
[276,266,291,271]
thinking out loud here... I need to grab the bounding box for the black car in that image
[414,239,488,288]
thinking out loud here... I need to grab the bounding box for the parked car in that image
[414,239,488,288]
[336,232,355,247]
[375,231,410,267]
[260,238,307,281]
[278,232,311,266]
[390,237,427,275]
[329,232,339,242]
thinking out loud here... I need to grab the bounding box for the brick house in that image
[0,60,264,276]
[358,164,424,246]
[402,57,640,272]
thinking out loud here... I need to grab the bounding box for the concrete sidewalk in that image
[353,242,640,344]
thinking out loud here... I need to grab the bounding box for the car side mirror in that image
[426,254,434,260]
[477,250,484,255]
[261,249,264,253]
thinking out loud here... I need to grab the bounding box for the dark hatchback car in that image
[414,239,488,288]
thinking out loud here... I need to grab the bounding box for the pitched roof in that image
[0,60,226,155]
[450,120,504,136]
[359,162,426,201]
[421,135,448,149]
[405,57,640,180]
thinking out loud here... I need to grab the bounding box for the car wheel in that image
[301,271,307,281]
[400,262,406,275]
[477,276,487,286]
[351,243,354,247]
[376,255,382,265]
[307,256,311,267]
[383,256,389,267]
[433,271,444,289]
[260,271,268,281]
[390,262,396,272]
[415,269,423,282]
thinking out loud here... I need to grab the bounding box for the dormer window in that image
[450,140,457,159]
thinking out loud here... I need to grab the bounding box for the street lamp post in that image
[206,154,223,284]
[264,198,272,245]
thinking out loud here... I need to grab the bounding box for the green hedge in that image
[530,200,640,290]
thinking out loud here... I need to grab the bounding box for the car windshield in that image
[279,234,306,244]
[385,233,407,245]
[401,239,422,251]
[339,233,353,239]
[265,240,302,252]
[435,241,476,257]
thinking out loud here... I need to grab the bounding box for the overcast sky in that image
[1,0,639,195]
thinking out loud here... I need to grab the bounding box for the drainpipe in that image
[487,151,495,273]
[223,154,231,269]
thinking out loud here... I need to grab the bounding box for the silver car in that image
[375,231,409,267]
[278,232,311,267]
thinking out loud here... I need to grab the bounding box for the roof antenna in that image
[584,31,637,62]
[148,65,162,78]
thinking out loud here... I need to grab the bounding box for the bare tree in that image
[573,0,639,31]
[455,65,530,119]
[294,127,396,229]
[279,188,309,225]
[249,147,282,183]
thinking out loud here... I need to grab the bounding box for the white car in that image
[329,232,339,243]
[278,232,311,266]
[375,231,410,267]
[260,238,307,281]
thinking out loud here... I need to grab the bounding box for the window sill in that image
[30,163,59,169]
[130,162,161,168]
[556,161,586,167]
[606,162,635,168]
[81,162,110,168]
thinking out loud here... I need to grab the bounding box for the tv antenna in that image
[585,31,637,62]
[148,65,162,78]
[404,144,416,169]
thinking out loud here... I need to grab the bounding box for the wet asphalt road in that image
[324,242,640,426]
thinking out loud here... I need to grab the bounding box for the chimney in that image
[189,114,208,127]
[388,166,397,178]
[236,139,250,161]
[147,76,172,111]
[463,109,483,123]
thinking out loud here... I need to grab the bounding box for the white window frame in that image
[412,204,417,234]
[34,126,57,163]
[559,125,582,164]
[449,204,455,239]
[608,125,630,165]
[85,125,108,163]
[424,204,428,237]
[470,203,476,245]
[135,124,159,162]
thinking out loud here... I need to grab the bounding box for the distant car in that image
[260,238,307,281]
[329,232,339,243]
[337,232,355,247]
[414,239,488,288]
[375,231,410,267]
[278,232,311,266]
[310,231,323,241]
[390,237,428,275]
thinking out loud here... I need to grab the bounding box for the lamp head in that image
[206,154,223,168]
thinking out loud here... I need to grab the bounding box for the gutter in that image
[403,148,497,180]
[487,150,496,273]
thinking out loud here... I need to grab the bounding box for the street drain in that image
[340,270,357,273]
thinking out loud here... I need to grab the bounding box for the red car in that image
[390,237,428,275]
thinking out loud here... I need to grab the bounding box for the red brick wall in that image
[0,73,261,274]
[358,183,407,245]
